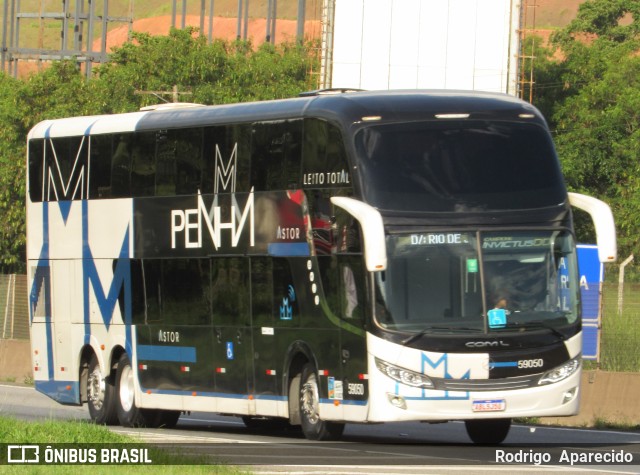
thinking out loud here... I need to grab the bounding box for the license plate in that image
[472,398,506,412]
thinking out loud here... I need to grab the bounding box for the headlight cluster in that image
[538,356,581,385]
[375,357,434,388]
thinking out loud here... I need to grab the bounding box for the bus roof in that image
[27,90,545,140]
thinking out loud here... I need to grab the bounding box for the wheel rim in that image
[88,367,105,410]
[301,373,320,425]
[119,363,135,413]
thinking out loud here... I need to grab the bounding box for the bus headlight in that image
[538,356,581,385]
[375,357,434,388]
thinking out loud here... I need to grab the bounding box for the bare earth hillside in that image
[93,15,321,52]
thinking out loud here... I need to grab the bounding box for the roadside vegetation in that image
[0,415,250,473]
[3,0,640,278]
[526,0,640,281]
[0,28,318,273]
[598,284,640,372]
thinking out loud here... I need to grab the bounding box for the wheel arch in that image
[283,340,317,425]
[78,345,95,404]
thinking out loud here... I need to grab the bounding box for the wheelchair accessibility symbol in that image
[488,308,507,328]
[226,342,234,360]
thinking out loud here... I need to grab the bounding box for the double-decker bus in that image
[27,90,616,444]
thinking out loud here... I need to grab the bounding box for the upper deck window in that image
[355,120,566,212]
[27,117,354,202]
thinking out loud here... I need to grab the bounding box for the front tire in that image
[465,418,511,445]
[87,354,118,425]
[299,363,345,441]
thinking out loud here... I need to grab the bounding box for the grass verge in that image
[0,416,250,474]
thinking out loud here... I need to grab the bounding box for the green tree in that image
[521,35,566,124]
[0,28,319,270]
[0,73,27,272]
[539,0,640,262]
[93,28,318,109]
[20,60,98,121]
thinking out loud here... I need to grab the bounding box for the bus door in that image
[330,212,368,411]
[335,256,368,407]
[251,257,308,417]
[211,257,253,412]
[315,252,368,414]
[250,258,278,404]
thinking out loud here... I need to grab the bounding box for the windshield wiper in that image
[500,320,566,339]
[402,326,483,346]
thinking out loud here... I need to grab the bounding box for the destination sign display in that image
[409,233,472,246]
[482,236,551,250]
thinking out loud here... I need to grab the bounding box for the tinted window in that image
[28,118,348,203]
[28,139,44,202]
[110,132,158,198]
[339,256,365,321]
[130,259,211,325]
[156,128,204,196]
[202,124,251,194]
[356,121,566,212]
[318,255,365,323]
[90,135,114,199]
[110,134,134,198]
[376,231,579,334]
[302,119,351,189]
[251,120,302,191]
[30,137,89,201]
[251,258,273,327]
[211,257,250,325]
[130,132,156,197]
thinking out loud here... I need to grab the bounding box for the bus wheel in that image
[87,354,118,425]
[115,353,155,427]
[465,418,511,445]
[299,363,345,441]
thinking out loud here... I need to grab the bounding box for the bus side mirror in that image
[568,192,617,263]
[330,197,387,272]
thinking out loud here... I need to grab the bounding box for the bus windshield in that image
[355,120,566,212]
[374,231,579,335]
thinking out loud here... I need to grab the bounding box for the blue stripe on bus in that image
[139,389,367,405]
[58,201,72,224]
[35,380,80,405]
[142,388,281,400]
[490,361,518,368]
[84,119,99,136]
[137,345,197,363]
[267,242,310,256]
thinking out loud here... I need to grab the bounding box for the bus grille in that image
[431,374,541,391]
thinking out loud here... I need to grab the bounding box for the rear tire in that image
[115,353,157,427]
[299,363,345,441]
[87,354,118,425]
[465,418,511,445]
[153,410,181,429]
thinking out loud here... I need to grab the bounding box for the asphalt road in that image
[2,383,640,474]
